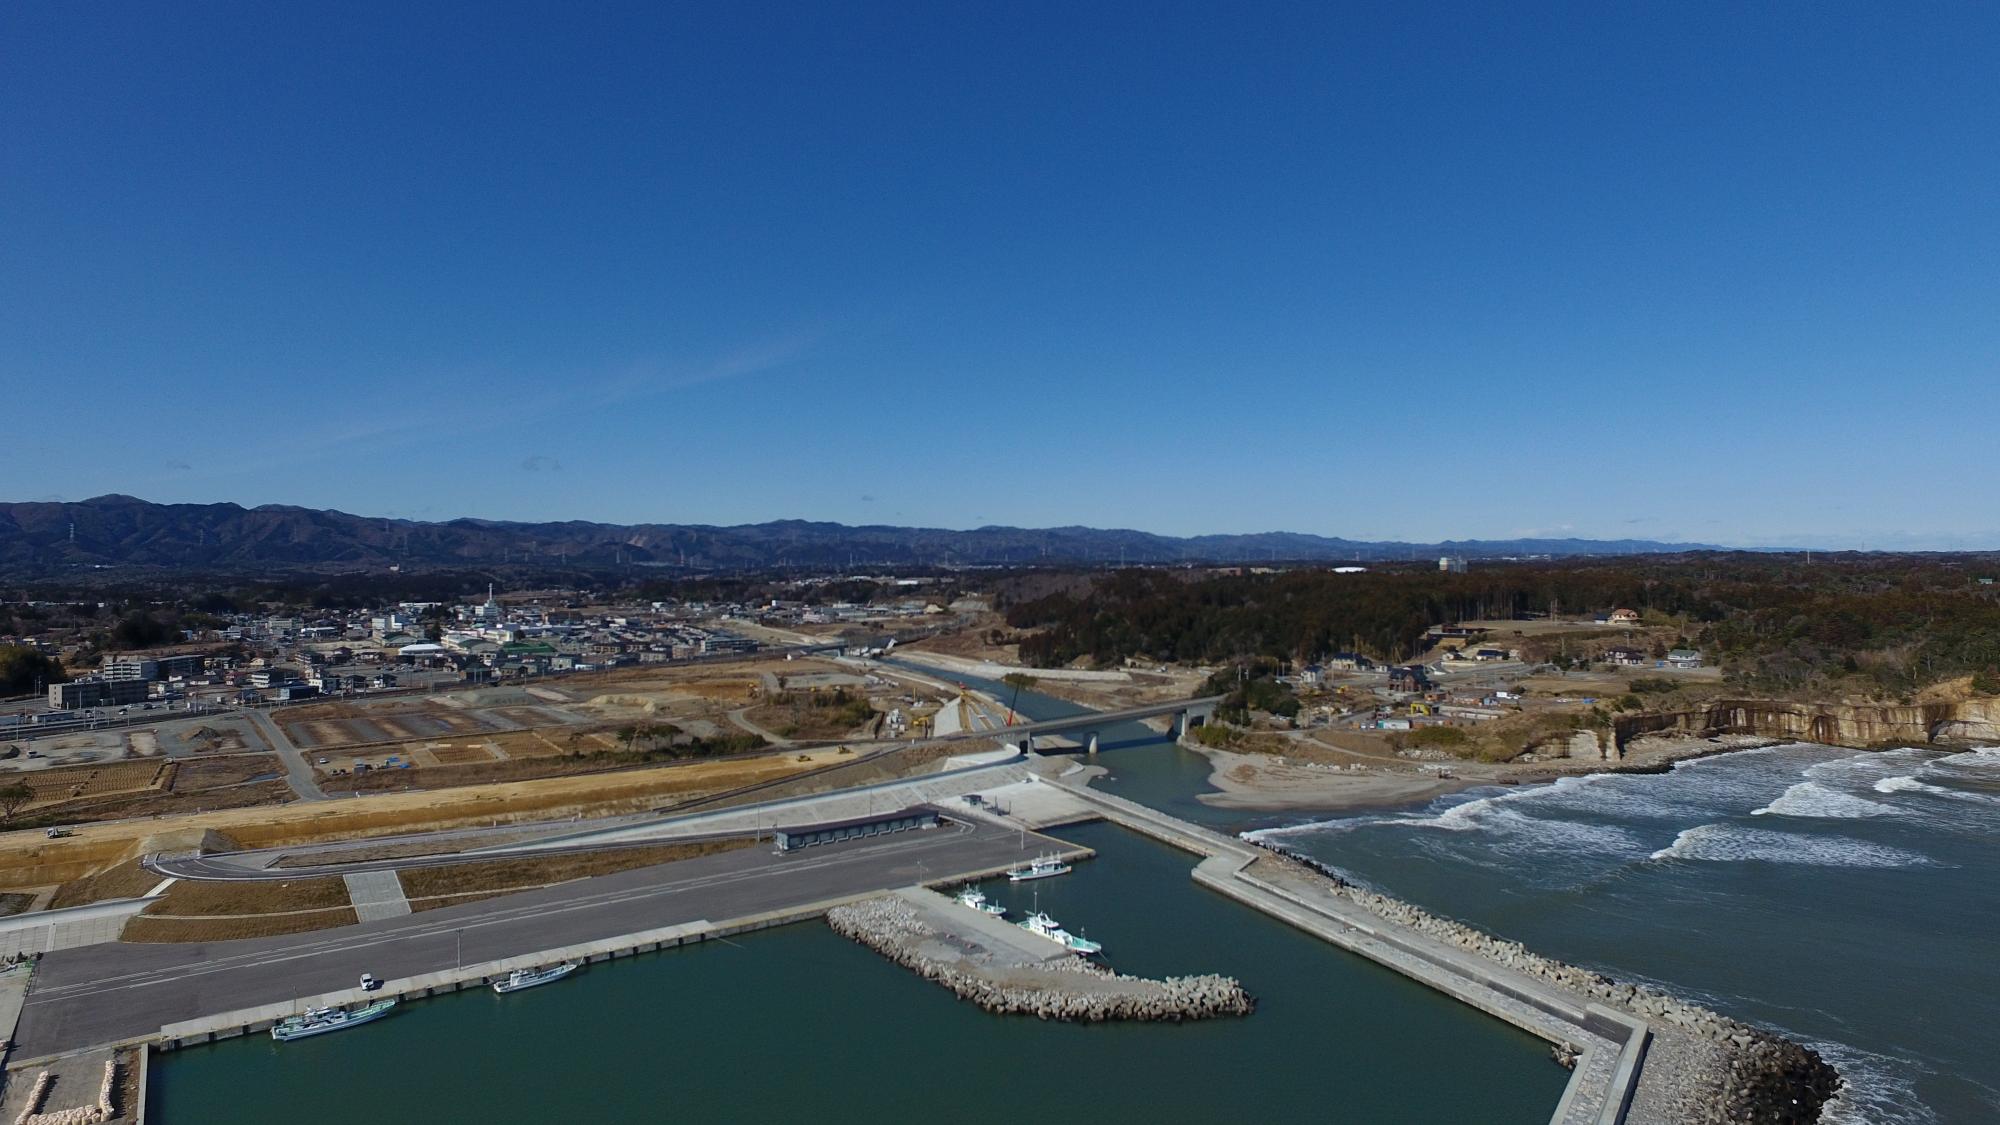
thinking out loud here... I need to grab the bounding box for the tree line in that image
[1000,557,2000,696]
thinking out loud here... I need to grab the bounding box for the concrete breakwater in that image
[1255,841,1840,1124]
[825,893,1252,1023]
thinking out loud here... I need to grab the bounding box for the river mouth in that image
[895,668,1990,1121]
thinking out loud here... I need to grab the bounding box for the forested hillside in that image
[1001,559,2000,696]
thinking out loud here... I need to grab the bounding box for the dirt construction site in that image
[0,656,980,931]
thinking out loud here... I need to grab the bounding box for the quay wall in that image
[32,844,1094,1118]
[134,848,1090,1056]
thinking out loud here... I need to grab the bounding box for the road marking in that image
[28,823,1017,1006]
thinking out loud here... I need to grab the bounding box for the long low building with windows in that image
[772,806,943,852]
[48,678,151,709]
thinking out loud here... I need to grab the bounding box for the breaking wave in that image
[1802,746,1933,788]
[1933,747,2000,771]
[1752,781,1898,819]
[1873,775,1961,797]
[1648,823,1934,868]
[1813,1039,1944,1125]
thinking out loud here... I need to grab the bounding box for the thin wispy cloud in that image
[174,328,821,479]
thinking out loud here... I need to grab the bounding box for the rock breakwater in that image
[1251,840,1839,1123]
[826,895,1252,1023]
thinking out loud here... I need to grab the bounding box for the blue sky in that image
[5,2,1998,547]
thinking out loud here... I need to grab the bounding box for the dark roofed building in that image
[772,805,943,852]
[1388,665,1431,693]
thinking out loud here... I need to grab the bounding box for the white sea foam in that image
[1874,775,1951,796]
[1648,823,1933,868]
[1802,746,1933,788]
[1245,777,1578,840]
[1242,814,1393,842]
[1752,781,1898,819]
[1415,807,1646,860]
[1811,1038,1942,1125]
[1932,747,2000,770]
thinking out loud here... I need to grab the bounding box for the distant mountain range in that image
[0,495,1729,573]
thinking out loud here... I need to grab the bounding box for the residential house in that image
[1388,665,1432,693]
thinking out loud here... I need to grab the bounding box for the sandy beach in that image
[1188,732,1783,812]
[1192,748,1475,811]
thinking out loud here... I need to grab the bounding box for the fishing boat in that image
[270,1000,397,1042]
[1006,854,1071,882]
[492,962,579,994]
[1017,910,1104,955]
[954,887,1006,917]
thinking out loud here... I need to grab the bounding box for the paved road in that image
[145,827,754,881]
[240,709,327,800]
[15,817,1063,1058]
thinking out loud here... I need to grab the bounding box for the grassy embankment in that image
[125,838,759,941]
[400,838,754,911]
[123,875,357,942]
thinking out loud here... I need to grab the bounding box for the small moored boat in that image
[1006,854,1071,882]
[492,962,579,994]
[955,887,1006,916]
[271,1000,397,1042]
[1018,910,1104,956]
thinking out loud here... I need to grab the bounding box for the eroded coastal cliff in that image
[1616,697,2000,751]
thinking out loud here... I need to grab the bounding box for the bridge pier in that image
[1086,732,1099,755]
[1175,710,1189,739]
[1022,733,1035,754]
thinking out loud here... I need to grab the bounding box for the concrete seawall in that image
[14,842,1095,1122]
[1043,779,1648,1125]
[0,900,164,960]
[1046,778,1838,1125]
[106,846,1093,1060]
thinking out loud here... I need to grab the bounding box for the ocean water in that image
[1245,743,2000,1123]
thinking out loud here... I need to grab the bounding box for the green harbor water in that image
[150,822,1568,1123]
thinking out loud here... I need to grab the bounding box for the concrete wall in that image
[0,899,158,958]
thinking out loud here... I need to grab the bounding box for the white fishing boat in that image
[492,962,579,994]
[1017,910,1104,955]
[270,1000,397,1042]
[955,887,1006,916]
[1006,854,1071,882]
